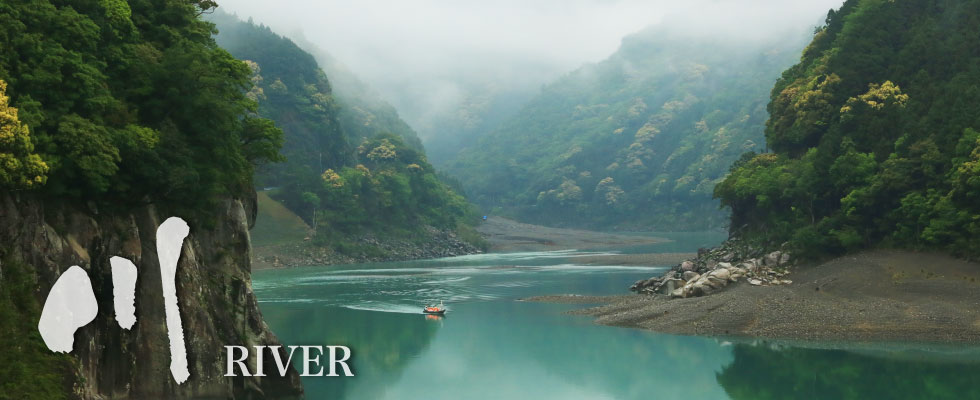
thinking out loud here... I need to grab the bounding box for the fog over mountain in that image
[216,0,843,161]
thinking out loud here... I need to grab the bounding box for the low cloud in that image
[216,0,844,139]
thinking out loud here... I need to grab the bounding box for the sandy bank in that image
[476,216,667,252]
[533,250,980,344]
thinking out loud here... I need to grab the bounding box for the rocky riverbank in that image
[253,225,483,269]
[535,250,980,344]
[629,241,794,298]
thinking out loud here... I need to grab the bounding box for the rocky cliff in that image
[0,192,302,399]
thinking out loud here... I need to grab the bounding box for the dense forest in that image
[210,13,482,252]
[716,0,980,259]
[0,0,283,215]
[443,26,809,230]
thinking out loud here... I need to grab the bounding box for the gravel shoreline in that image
[476,216,668,252]
[530,250,980,344]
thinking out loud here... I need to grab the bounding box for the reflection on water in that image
[253,232,980,399]
[718,344,980,400]
[260,305,439,399]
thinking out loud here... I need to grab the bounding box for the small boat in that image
[423,301,447,315]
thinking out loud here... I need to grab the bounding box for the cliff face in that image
[0,192,302,399]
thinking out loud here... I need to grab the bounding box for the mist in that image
[215,0,844,146]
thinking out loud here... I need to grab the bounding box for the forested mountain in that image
[0,1,301,397]
[443,26,809,230]
[211,13,481,253]
[717,0,980,259]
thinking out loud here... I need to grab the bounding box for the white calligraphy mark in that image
[38,216,193,385]
[37,266,99,352]
[110,256,138,330]
[157,217,191,384]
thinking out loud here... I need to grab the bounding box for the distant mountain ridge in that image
[290,35,425,151]
[443,25,811,230]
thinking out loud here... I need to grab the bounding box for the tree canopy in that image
[0,0,283,212]
[716,0,980,258]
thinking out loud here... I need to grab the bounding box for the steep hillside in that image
[298,39,425,151]
[210,12,350,188]
[211,14,485,261]
[0,1,299,397]
[444,25,809,230]
[717,0,980,259]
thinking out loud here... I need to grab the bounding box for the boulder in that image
[780,252,791,265]
[657,278,685,295]
[738,259,760,273]
[630,277,660,292]
[709,268,731,281]
[680,260,696,272]
[703,279,723,290]
[764,251,783,267]
[748,278,763,286]
[682,271,700,282]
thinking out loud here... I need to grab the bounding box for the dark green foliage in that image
[717,0,980,258]
[209,12,349,187]
[210,14,479,244]
[0,258,72,400]
[443,27,806,230]
[0,0,282,212]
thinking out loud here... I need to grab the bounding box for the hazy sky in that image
[216,0,844,140]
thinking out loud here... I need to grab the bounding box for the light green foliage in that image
[0,80,47,188]
[443,27,805,229]
[717,0,980,258]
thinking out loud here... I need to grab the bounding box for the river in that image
[252,232,980,399]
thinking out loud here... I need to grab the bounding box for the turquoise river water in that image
[253,232,980,399]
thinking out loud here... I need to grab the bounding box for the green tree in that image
[717,0,980,258]
[0,80,47,188]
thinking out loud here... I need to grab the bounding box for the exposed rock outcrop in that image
[630,240,793,299]
[0,192,303,399]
